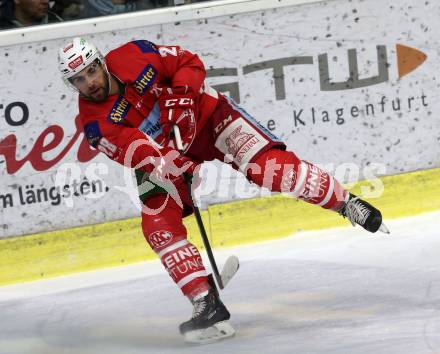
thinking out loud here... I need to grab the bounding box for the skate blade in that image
[379,222,390,234]
[220,255,240,288]
[183,321,235,344]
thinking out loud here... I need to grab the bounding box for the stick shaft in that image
[173,125,224,289]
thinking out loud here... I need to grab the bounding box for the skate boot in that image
[180,285,235,344]
[339,193,390,234]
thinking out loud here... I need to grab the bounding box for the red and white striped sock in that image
[248,149,347,211]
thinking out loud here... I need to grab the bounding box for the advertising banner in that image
[0,0,438,237]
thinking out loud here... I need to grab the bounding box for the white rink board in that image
[1,0,439,237]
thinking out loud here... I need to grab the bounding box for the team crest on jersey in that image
[108,96,130,124]
[133,64,157,95]
[148,230,173,249]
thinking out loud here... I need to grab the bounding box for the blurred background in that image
[0,0,213,29]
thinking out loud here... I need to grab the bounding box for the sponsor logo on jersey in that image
[108,96,130,124]
[225,125,255,157]
[138,102,162,139]
[163,244,201,269]
[281,167,297,193]
[133,64,157,96]
[68,56,84,69]
[302,163,328,202]
[141,120,161,138]
[148,230,173,249]
[215,117,269,168]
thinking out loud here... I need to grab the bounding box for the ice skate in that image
[180,286,235,344]
[339,193,390,234]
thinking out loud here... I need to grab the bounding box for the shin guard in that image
[142,194,210,299]
[247,149,347,211]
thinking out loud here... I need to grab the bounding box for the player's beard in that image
[81,79,110,103]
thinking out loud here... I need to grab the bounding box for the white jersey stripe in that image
[157,239,189,258]
[291,161,308,197]
[177,271,207,288]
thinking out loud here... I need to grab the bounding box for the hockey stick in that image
[173,125,239,290]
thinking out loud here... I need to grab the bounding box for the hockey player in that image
[58,37,388,343]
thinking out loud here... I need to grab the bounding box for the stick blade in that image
[220,255,240,288]
[379,222,390,234]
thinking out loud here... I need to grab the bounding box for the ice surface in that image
[1,211,440,354]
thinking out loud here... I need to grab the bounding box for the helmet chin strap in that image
[102,61,112,97]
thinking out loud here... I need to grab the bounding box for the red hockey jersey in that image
[79,40,219,172]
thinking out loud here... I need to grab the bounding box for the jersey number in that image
[98,138,118,158]
[159,47,178,57]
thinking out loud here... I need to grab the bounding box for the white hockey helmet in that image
[58,37,105,87]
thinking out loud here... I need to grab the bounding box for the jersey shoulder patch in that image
[105,40,158,67]
[131,40,159,54]
[83,120,102,147]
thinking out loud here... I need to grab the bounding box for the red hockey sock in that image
[247,149,347,210]
[141,194,210,299]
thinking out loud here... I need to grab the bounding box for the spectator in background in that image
[80,0,137,18]
[0,0,62,29]
[52,0,82,21]
[135,0,158,10]
[136,1,214,10]
[0,0,217,30]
